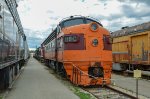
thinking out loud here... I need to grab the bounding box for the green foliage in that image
[73,87,93,99]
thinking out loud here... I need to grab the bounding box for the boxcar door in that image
[131,34,148,63]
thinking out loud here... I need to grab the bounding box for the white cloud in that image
[17,0,150,48]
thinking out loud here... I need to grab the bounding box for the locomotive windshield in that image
[60,17,103,28]
[63,18,84,28]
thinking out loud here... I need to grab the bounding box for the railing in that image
[72,66,82,85]
[65,62,99,85]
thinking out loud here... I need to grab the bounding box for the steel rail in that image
[105,85,137,99]
[82,86,137,99]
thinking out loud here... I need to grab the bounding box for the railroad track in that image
[46,66,149,99]
[82,85,137,99]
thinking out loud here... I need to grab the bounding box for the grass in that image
[0,96,2,99]
[71,86,95,99]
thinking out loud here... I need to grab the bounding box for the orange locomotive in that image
[41,16,112,86]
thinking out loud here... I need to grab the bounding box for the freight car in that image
[41,16,112,86]
[112,22,150,71]
[0,0,29,89]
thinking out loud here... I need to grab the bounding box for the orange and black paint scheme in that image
[41,16,112,86]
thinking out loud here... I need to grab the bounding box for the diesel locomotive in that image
[41,16,112,86]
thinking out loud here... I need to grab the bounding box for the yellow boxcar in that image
[112,22,150,71]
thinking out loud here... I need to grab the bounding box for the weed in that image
[72,86,95,99]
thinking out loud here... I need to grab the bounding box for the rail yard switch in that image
[134,69,141,78]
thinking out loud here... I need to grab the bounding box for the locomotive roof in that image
[59,15,103,27]
[41,16,103,45]
[41,28,57,46]
[111,21,150,38]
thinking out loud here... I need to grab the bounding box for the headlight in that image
[90,22,99,31]
[92,39,98,46]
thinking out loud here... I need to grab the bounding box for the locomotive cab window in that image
[60,17,103,28]
[62,18,84,28]
[86,19,103,27]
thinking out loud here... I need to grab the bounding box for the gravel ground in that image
[111,73,150,98]
[5,57,79,99]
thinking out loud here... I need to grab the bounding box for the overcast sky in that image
[17,0,150,49]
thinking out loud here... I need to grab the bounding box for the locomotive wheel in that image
[62,68,67,78]
[56,62,62,74]
[59,64,67,78]
[55,63,66,77]
[56,62,59,73]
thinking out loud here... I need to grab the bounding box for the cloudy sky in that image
[17,0,150,49]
